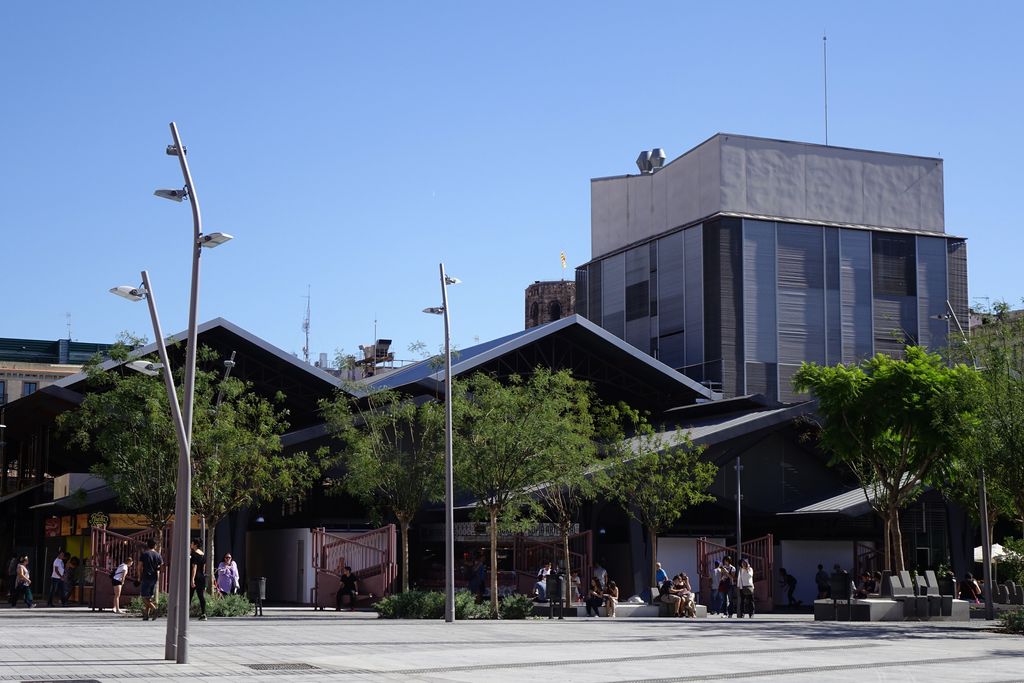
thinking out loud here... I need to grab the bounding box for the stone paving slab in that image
[0,605,1022,682]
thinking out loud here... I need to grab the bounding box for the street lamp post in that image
[423,263,460,623]
[938,299,995,621]
[111,123,231,663]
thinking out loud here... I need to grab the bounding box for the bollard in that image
[248,577,266,617]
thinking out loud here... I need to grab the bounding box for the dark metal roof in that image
[362,314,716,410]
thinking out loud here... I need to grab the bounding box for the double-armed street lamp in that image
[933,299,995,621]
[110,123,232,663]
[423,263,460,623]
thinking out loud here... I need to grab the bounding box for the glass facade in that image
[576,218,962,403]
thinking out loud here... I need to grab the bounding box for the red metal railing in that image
[697,534,774,611]
[854,542,883,578]
[513,530,593,586]
[311,526,397,608]
[88,525,173,610]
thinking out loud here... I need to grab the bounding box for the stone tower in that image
[524,280,576,329]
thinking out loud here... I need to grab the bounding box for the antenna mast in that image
[302,285,311,364]
[823,31,829,146]
[65,312,72,340]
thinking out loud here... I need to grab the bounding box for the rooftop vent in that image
[635,148,666,174]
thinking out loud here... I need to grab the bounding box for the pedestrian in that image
[48,550,67,607]
[336,566,358,611]
[710,560,723,615]
[467,553,486,604]
[112,557,134,614]
[534,561,552,601]
[592,559,608,590]
[139,539,163,621]
[737,558,755,618]
[63,556,80,605]
[5,553,19,601]
[719,556,736,617]
[779,567,799,607]
[189,538,207,621]
[216,553,239,596]
[585,577,604,616]
[815,563,830,599]
[655,562,668,584]
[12,556,34,608]
[602,579,619,617]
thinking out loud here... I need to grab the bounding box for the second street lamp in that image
[933,300,995,621]
[423,263,460,624]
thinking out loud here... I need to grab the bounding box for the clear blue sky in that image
[3,1,1021,361]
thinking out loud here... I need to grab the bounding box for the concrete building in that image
[575,134,968,401]
[0,337,113,406]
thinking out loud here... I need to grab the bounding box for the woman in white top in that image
[111,557,133,614]
[737,559,755,618]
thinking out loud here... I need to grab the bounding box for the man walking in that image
[48,551,67,607]
[139,539,163,621]
[336,566,359,611]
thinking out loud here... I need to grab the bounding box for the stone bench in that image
[813,598,970,622]
[542,602,708,618]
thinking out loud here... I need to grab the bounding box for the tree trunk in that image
[891,506,905,572]
[562,527,572,607]
[205,518,220,596]
[398,516,410,593]
[649,526,658,590]
[489,507,499,615]
[882,514,892,572]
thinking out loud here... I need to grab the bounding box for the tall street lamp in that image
[423,263,460,623]
[113,123,232,663]
[934,299,995,620]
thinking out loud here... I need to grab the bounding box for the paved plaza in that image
[0,606,1022,682]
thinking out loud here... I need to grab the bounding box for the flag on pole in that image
[560,251,567,270]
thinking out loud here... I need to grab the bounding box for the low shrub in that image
[127,592,252,618]
[498,593,536,620]
[376,590,496,619]
[375,590,444,619]
[999,609,1024,635]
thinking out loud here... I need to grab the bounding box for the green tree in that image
[321,387,445,592]
[451,369,595,614]
[793,347,980,572]
[960,302,1024,532]
[59,340,178,531]
[531,379,603,606]
[60,343,326,580]
[606,405,717,588]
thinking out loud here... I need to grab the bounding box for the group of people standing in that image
[710,556,755,617]
[6,551,81,608]
[124,538,241,619]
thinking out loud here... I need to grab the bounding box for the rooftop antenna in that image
[65,312,72,340]
[301,285,311,364]
[823,31,829,146]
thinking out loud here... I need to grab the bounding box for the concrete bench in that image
[563,602,707,618]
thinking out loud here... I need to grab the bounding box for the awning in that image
[28,485,115,511]
[0,482,48,506]
[777,487,875,517]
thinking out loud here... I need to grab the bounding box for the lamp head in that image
[126,360,163,376]
[110,285,147,302]
[165,144,186,156]
[154,188,188,202]
[444,275,461,286]
[423,307,445,315]
[199,232,233,248]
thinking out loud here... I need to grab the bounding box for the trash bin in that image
[546,573,565,619]
[248,577,266,616]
